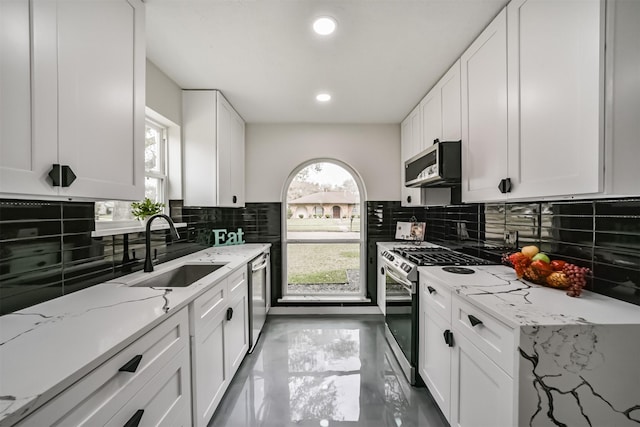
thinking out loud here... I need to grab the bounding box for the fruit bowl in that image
[502,246,592,297]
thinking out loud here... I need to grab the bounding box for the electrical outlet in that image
[456,222,469,240]
[504,230,518,247]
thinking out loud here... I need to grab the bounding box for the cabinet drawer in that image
[190,279,227,336]
[106,346,192,427]
[420,277,451,319]
[228,266,247,302]
[17,308,189,427]
[452,297,515,376]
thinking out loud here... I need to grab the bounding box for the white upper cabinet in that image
[400,106,422,207]
[0,0,145,200]
[401,60,462,207]
[183,90,245,207]
[602,0,640,196]
[460,8,509,203]
[423,59,461,147]
[216,94,245,207]
[506,0,604,200]
[0,0,43,195]
[461,0,613,203]
[440,61,462,142]
[420,89,442,149]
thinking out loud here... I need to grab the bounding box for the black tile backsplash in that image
[2,196,639,314]
[0,199,201,315]
[182,202,282,304]
[413,198,640,306]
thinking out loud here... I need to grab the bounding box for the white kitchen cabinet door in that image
[420,89,442,149]
[192,303,227,427]
[0,0,55,196]
[183,90,245,207]
[506,0,604,200]
[400,106,422,207]
[440,60,461,142]
[460,8,508,203]
[183,90,218,207]
[450,331,514,427]
[603,0,640,196]
[419,307,451,422]
[225,268,249,378]
[190,280,228,427]
[190,267,248,427]
[217,93,245,207]
[26,0,145,201]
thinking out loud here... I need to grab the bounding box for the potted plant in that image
[131,197,165,224]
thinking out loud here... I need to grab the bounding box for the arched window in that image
[282,160,366,300]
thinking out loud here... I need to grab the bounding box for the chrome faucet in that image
[144,214,180,272]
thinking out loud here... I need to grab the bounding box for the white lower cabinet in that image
[190,265,249,427]
[106,347,192,427]
[419,278,514,426]
[450,332,514,427]
[419,307,451,421]
[225,269,249,376]
[16,308,191,427]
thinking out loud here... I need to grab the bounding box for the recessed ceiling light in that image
[313,17,337,35]
[316,93,331,102]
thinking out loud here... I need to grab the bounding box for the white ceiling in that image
[145,0,509,124]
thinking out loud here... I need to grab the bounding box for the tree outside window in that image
[95,119,167,221]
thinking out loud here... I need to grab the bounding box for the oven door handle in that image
[385,266,416,294]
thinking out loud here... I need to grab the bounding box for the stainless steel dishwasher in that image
[248,249,270,353]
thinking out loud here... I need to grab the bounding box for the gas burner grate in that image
[391,247,496,266]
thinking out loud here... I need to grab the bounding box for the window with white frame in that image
[144,119,167,204]
[95,118,169,222]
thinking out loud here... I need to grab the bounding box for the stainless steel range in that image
[380,244,496,385]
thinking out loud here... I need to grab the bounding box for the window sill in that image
[278,295,371,303]
[91,222,187,238]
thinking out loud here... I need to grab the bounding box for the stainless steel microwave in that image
[404,140,461,188]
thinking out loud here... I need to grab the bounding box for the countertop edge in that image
[0,243,270,426]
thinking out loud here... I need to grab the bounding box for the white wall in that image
[146,59,182,125]
[245,124,401,202]
[145,59,183,199]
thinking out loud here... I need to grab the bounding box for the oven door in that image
[383,264,418,384]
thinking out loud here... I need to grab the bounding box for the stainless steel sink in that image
[130,264,226,288]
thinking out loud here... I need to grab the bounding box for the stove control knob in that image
[401,263,411,272]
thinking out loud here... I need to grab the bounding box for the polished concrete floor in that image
[208,315,449,427]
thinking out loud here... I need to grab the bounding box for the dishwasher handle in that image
[251,253,270,272]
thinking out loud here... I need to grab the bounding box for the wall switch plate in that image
[504,230,518,247]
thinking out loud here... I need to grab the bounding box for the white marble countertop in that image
[0,243,270,426]
[418,264,640,328]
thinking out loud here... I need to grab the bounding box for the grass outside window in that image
[287,243,359,284]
